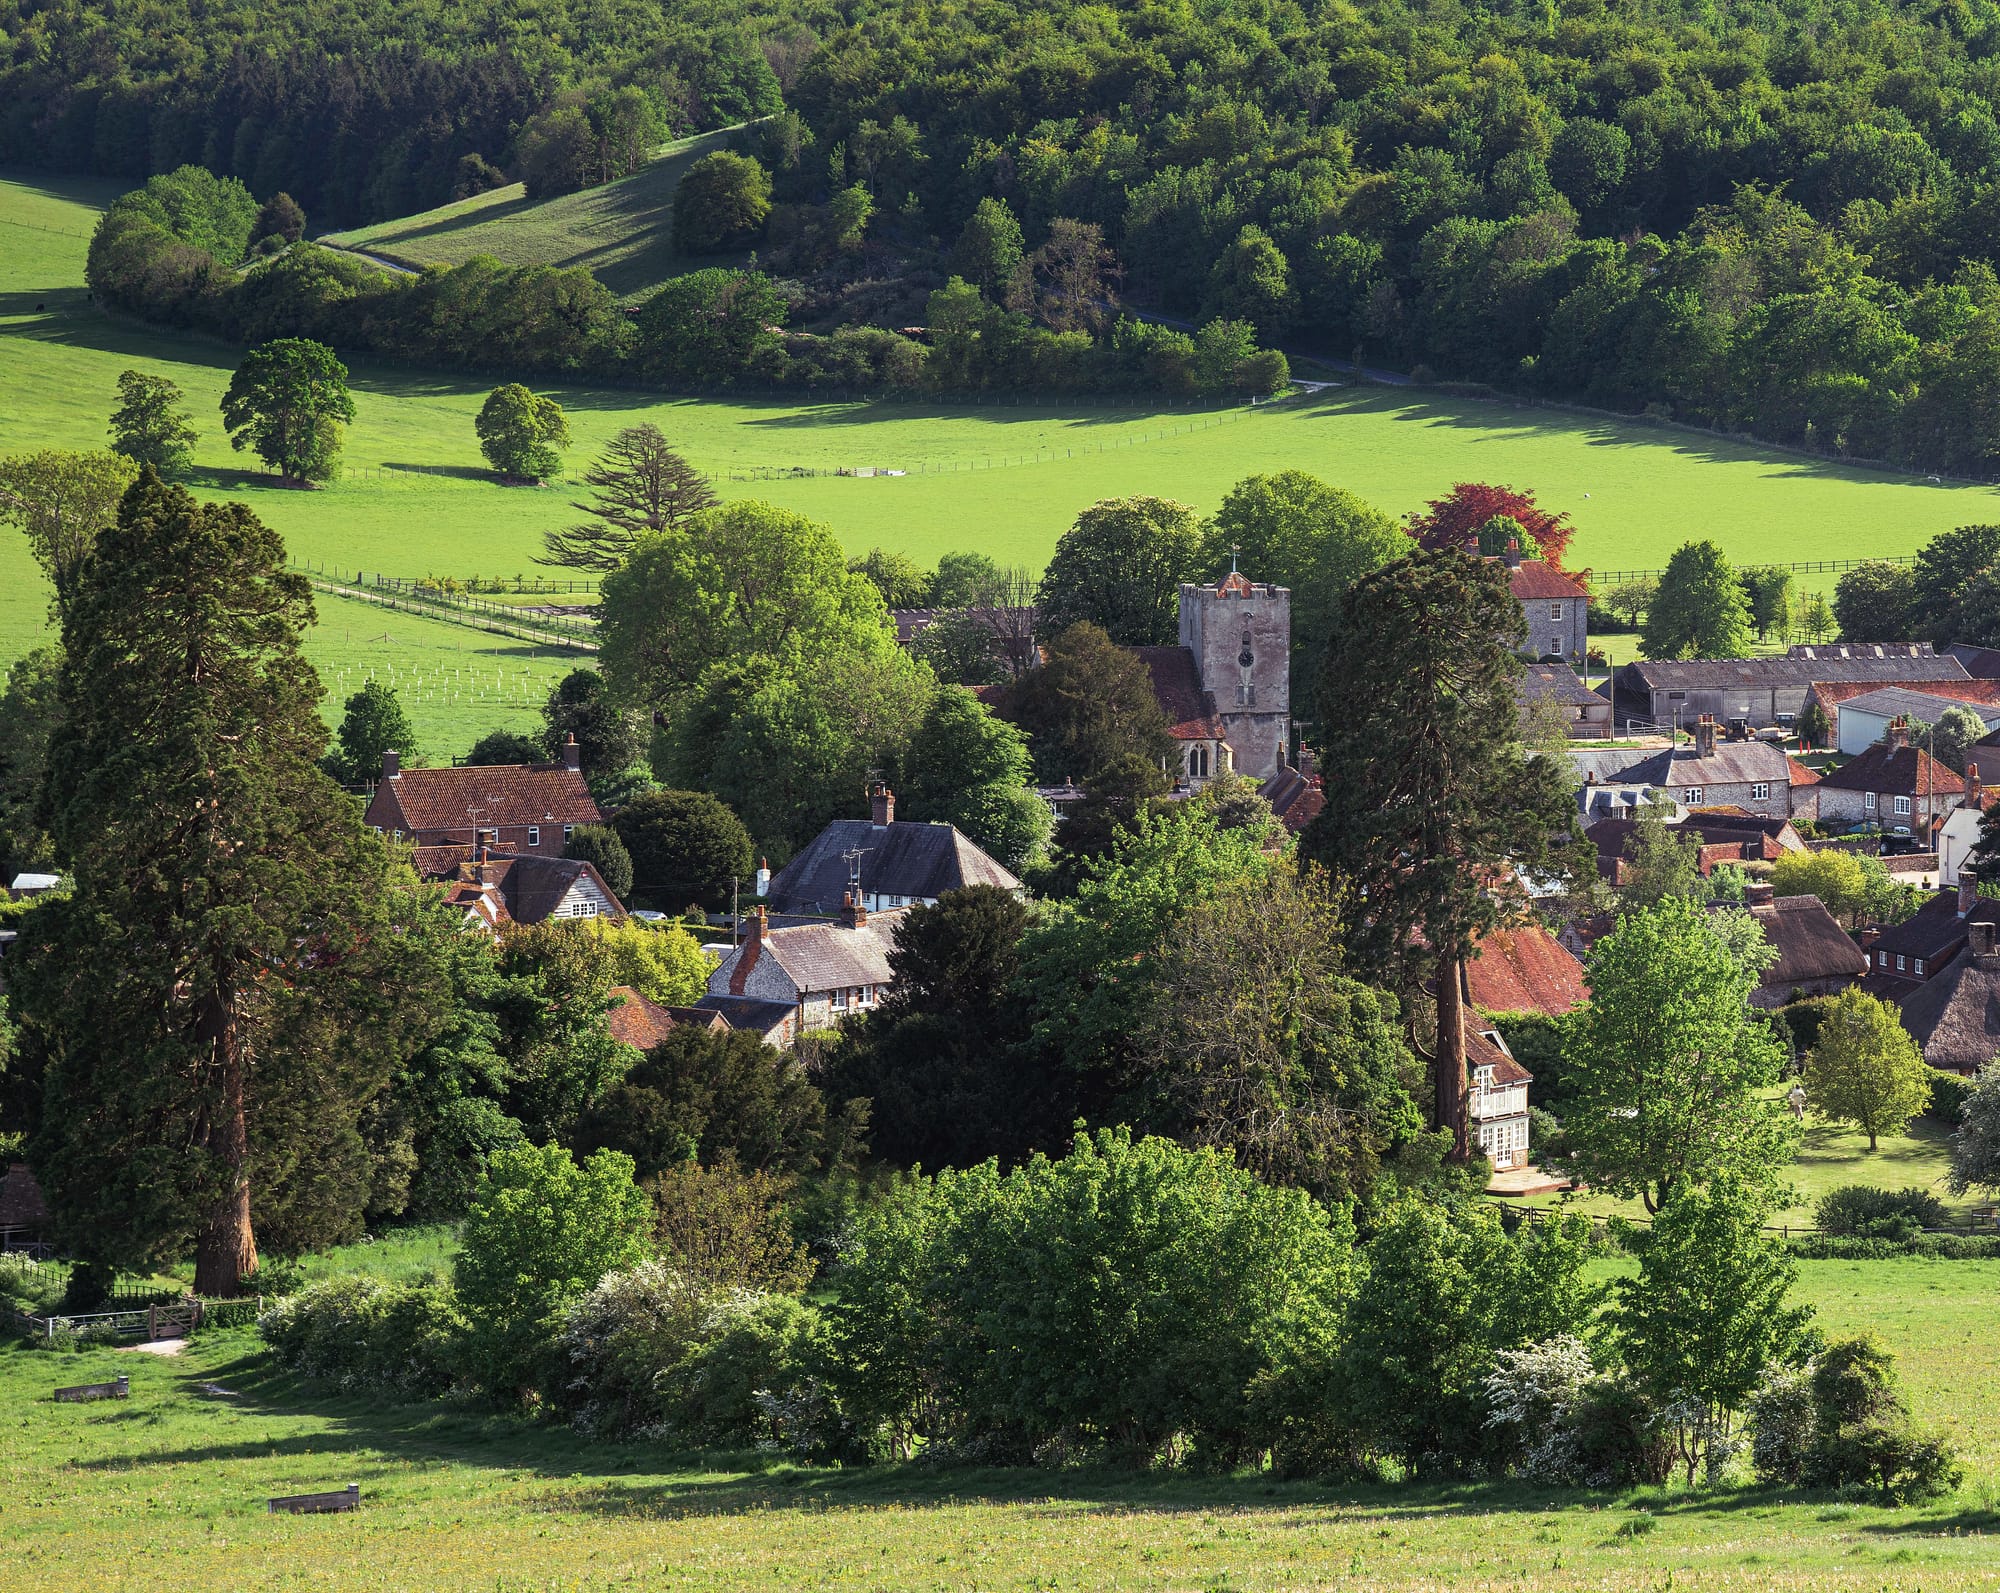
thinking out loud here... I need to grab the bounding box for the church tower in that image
[1178,567,1291,781]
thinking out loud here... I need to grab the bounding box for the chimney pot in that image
[842,889,869,928]
[871,786,895,826]
[1887,717,1912,753]
[1692,715,1718,761]
[382,748,401,780]
[562,732,581,771]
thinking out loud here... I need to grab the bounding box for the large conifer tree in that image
[1301,546,1580,1158]
[14,472,405,1295]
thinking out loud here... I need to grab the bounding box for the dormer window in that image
[1914,958,1926,975]
[1896,955,1906,971]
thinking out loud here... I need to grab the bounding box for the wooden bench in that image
[268,1484,360,1515]
[53,1374,129,1403]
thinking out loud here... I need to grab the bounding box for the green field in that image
[11,167,2000,755]
[4,1255,1996,1592]
[323,128,748,299]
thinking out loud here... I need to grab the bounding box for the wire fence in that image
[289,562,598,652]
[1589,554,1922,586]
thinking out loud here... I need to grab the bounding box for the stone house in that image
[765,788,1020,915]
[1520,663,1613,739]
[1570,716,1819,822]
[1814,718,1960,837]
[705,900,903,1042]
[364,737,603,857]
[1505,556,1590,663]
[434,849,625,933]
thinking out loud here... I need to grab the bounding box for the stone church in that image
[1137,567,1298,791]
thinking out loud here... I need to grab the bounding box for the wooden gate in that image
[146,1300,202,1339]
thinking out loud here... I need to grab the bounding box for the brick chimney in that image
[382,748,401,780]
[1744,881,1776,907]
[1971,919,1999,964]
[1886,716,1912,752]
[1503,537,1524,569]
[1692,715,1717,760]
[1967,762,1983,808]
[842,888,869,928]
[870,785,895,826]
[729,907,767,995]
[562,732,581,771]
[1961,868,1979,917]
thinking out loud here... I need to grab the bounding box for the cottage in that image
[1860,880,2000,994]
[1813,718,1960,838]
[1521,663,1613,739]
[1583,812,1807,885]
[765,788,1020,915]
[436,850,625,933]
[691,994,801,1047]
[1611,646,1962,732]
[1466,923,1589,1017]
[1892,917,2000,1073]
[606,985,726,1050]
[1719,886,1867,1008]
[363,738,603,857]
[705,899,904,1041]
[1569,716,1816,821]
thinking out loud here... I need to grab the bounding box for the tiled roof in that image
[1948,644,2000,680]
[1869,889,1998,962]
[368,761,602,836]
[1466,925,1589,1016]
[1261,767,1325,834]
[1734,895,1868,989]
[1621,653,1966,691]
[443,852,624,927]
[694,994,799,1039]
[1134,646,1225,739]
[749,912,906,992]
[1814,741,1957,796]
[1507,561,1588,601]
[1591,740,1797,790]
[1521,662,1608,708]
[605,986,721,1047]
[1467,1025,1533,1084]
[767,818,1020,915]
[1787,757,1820,788]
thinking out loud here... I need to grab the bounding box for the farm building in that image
[1610,645,1963,732]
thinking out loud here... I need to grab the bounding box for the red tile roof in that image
[1466,924,1589,1016]
[1787,757,1821,788]
[1815,742,1957,797]
[367,762,602,837]
[607,985,682,1050]
[1507,561,1589,601]
[1808,678,2000,712]
[1134,646,1225,740]
[1467,1025,1533,1083]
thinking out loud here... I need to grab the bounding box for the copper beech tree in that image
[15,472,415,1296]
[1301,545,1580,1158]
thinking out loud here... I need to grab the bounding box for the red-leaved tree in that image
[1407,483,1575,570]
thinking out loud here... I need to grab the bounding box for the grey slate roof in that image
[1576,740,1795,789]
[760,912,906,991]
[766,818,1020,914]
[1949,644,2000,680]
[1521,663,1609,708]
[1836,687,2000,728]
[1618,653,1965,691]
[694,995,798,1040]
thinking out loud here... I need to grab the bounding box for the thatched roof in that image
[1897,945,2000,1073]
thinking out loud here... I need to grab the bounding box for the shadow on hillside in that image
[354,192,538,250]
[735,400,1194,431]
[0,287,91,318]
[378,463,498,483]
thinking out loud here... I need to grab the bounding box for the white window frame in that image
[1897,954,1907,971]
[1915,958,1926,975]
[1865,791,1878,811]
[563,824,574,842]
[1895,795,1912,817]
[1751,783,1770,802]
[1683,787,1704,805]
[528,825,541,847]
[1878,950,1889,968]
[1549,602,1564,622]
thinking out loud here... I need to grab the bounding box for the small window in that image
[1549,602,1564,622]
[527,825,541,847]
[1683,787,1704,805]
[1750,783,1770,802]
[1865,792,1878,811]
[1897,954,1907,971]
[1915,958,1927,975]
[1668,690,1687,701]
[392,828,402,842]
[563,824,574,842]
[1895,795,1912,817]
[1878,950,1889,968]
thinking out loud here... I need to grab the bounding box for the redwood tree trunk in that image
[1436,954,1471,1162]
[192,994,257,1298]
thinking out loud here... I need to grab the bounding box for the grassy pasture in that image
[323,128,748,299]
[5,1257,1998,1592]
[11,166,2000,756]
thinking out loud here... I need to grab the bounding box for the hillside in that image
[325,128,751,300]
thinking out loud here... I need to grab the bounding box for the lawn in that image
[324,128,749,300]
[11,166,2000,754]
[1523,1113,1977,1232]
[4,1252,1997,1593]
